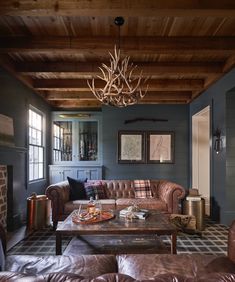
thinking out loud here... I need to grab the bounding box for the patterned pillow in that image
[133,180,152,198]
[85,182,106,199]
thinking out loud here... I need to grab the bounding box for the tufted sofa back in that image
[101,180,162,199]
[102,180,134,199]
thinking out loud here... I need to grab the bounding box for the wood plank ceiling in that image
[1,1,235,109]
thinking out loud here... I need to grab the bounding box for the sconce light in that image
[214,128,222,154]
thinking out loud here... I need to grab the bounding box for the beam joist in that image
[50,100,102,109]
[33,78,204,91]
[16,61,224,76]
[1,37,235,55]
[44,91,192,101]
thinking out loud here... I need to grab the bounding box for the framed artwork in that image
[147,131,174,163]
[118,131,145,163]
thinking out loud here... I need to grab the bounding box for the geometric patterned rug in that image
[7,229,71,256]
[162,221,228,256]
[7,220,228,256]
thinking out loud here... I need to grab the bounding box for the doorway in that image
[192,106,210,216]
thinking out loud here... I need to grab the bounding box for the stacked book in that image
[119,207,149,219]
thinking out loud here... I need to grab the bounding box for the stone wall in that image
[0,165,7,228]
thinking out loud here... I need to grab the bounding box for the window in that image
[28,107,44,181]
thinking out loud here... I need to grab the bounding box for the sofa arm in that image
[45,181,70,227]
[228,220,235,263]
[157,180,186,214]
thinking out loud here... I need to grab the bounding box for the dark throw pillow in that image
[67,177,87,201]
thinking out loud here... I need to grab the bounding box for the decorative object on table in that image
[87,17,148,107]
[169,214,196,234]
[118,131,145,164]
[119,205,149,220]
[72,210,114,224]
[87,197,96,214]
[147,131,174,164]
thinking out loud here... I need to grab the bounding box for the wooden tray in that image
[72,211,115,224]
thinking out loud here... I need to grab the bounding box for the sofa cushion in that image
[45,272,136,282]
[67,177,87,201]
[64,199,116,214]
[85,182,107,200]
[44,272,85,282]
[116,198,167,211]
[117,254,235,280]
[0,271,45,281]
[6,255,117,277]
[133,180,152,198]
[196,273,235,282]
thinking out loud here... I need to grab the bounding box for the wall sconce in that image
[214,128,222,154]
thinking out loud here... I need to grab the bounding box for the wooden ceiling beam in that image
[50,100,101,109]
[1,0,235,17]
[138,100,189,104]
[1,37,235,55]
[223,55,235,73]
[0,55,34,91]
[16,61,223,76]
[44,91,192,101]
[50,99,187,108]
[33,78,204,91]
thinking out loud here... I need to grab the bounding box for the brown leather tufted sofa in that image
[45,179,186,229]
[1,221,235,281]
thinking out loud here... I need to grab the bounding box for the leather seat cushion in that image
[0,272,45,281]
[6,255,117,277]
[64,199,116,214]
[117,254,235,280]
[45,273,136,282]
[116,198,167,211]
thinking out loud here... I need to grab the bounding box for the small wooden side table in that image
[183,198,205,231]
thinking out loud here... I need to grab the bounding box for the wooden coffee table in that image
[56,210,177,255]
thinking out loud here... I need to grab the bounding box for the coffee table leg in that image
[171,231,177,254]
[56,233,62,255]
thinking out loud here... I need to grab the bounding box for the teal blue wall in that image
[102,104,189,189]
[190,68,235,225]
[0,68,51,229]
[226,88,235,225]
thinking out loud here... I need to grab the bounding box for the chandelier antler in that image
[87,17,148,107]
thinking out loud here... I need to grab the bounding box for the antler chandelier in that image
[88,17,148,107]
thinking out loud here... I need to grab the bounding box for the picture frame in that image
[147,131,174,163]
[118,131,145,163]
